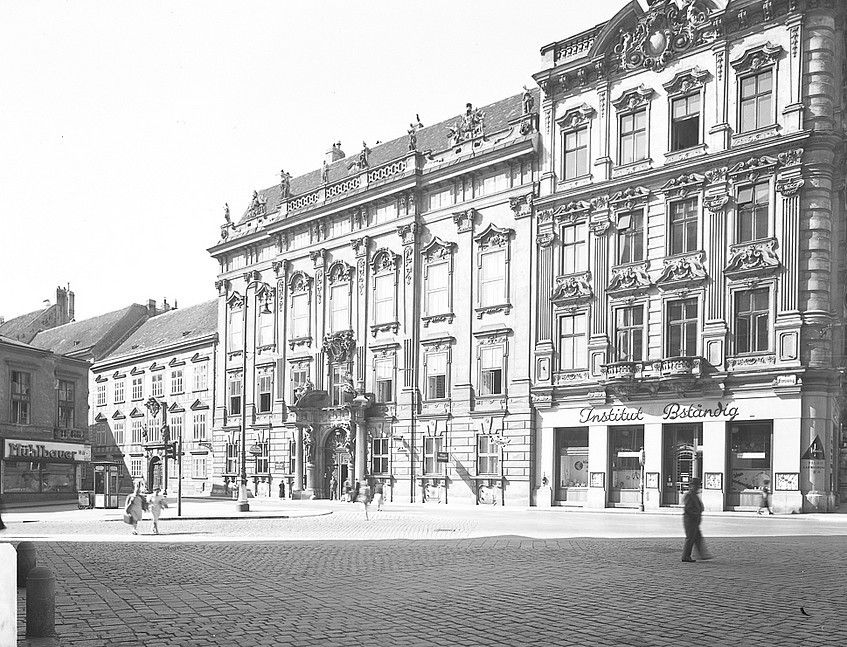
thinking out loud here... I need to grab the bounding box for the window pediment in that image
[112,410,125,420]
[226,291,244,309]
[557,103,595,130]
[190,399,209,411]
[728,155,779,181]
[191,353,209,363]
[730,42,783,74]
[474,223,514,249]
[255,283,275,300]
[421,236,456,262]
[609,186,650,210]
[607,262,652,296]
[661,173,705,198]
[94,412,107,423]
[169,358,186,367]
[611,85,654,112]
[130,366,145,376]
[662,66,711,96]
[327,260,355,284]
[371,248,399,274]
[95,374,108,383]
[656,251,708,289]
[288,270,313,294]
[168,402,185,413]
[113,371,126,379]
[129,407,145,418]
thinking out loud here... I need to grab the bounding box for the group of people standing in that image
[123,482,168,535]
[329,476,385,520]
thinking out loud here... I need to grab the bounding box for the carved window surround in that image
[552,271,593,307]
[724,237,781,280]
[610,186,650,212]
[732,124,781,147]
[661,173,706,199]
[612,85,654,171]
[728,155,778,184]
[731,43,784,142]
[664,143,707,165]
[612,158,653,178]
[553,370,591,386]
[726,352,777,372]
[656,251,708,290]
[370,321,400,337]
[607,261,652,298]
[288,336,313,352]
[557,103,596,185]
[422,313,455,328]
[663,66,710,157]
[475,223,513,318]
[371,248,400,333]
[730,42,784,75]
[421,236,456,327]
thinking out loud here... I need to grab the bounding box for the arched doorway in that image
[148,456,163,491]
[322,426,352,500]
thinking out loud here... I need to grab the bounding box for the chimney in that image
[0,317,5,325]
[173,299,178,309]
[68,290,75,321]
[162,298,170,313]
[147,299,157,316]
[56,286,67,321]
[325,141,345,164]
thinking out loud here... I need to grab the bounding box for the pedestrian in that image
[278,481,285,499]
[344,479,352,503]
[356,480,372,521]
[149,487,169,535]
[681,477,713,563]
[758,479,774,515]
[329,474,338,500]
[0,493,6,531]
[123,481,147,535]
[373,480,384,511]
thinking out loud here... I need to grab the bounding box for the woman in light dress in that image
[149,487,169,534]
[124,481,146,535]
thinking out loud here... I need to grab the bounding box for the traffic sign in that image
[436,451,449,463]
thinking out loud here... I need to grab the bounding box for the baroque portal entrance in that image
[322,425,353,500]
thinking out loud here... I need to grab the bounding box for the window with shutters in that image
[423,436,443,475]
[479,345,504,396]
[131,376,143,401]
[113,420,125,445]
[371,438,389,474]
[97,382,107,406]
[254,440,269,474]
[226,440,239,474]
[131,419,144,444]
[114,380,125,404]
[228,373,242,416]
[170,414,182,442]
[131,458,143,478]
[477,435,500,475]
[426,352,448,400]
[257,369,273,413]
[148,416,161,443]
[171,369,183,395]
[374,358,394,403]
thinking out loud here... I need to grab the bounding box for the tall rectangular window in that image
[257,369,273,413]
[193,363,208,391]
[561,223,587,274]
[148,416,161,443]
[131,376,143,401]
[10,371,31,424]
[619,109,647,165]
[563,127,589,179]
[615,306,644,361]
[291,293,309,338]
[374,359,394,403]
[113,420,125,445]
[255,440,269,474]
[426,262,449,315]
[372,438,389,474]
[559,314,587,370]
[131,419,144,444]
[151,373,163,397]
[616,211,644,264]
[330,365,351,407]
[426,353,447,400]
[193,412,207,441]
[735,289,770,354]
[193,457,208,479]
[170,414,182,442]
[330,284,350,332]
[171,369,183,394]
[288,440,296,474]
[479,249,506,307]
[479,346,504,396]
[423,436,443,475]
[57,380,75,429]
[228,308,243,351]
[739,70,773,133]
[258,308,274,347]
[669,198,698,255]
[374,274,395,324]
[114,380,125,404]
[226,440,239,474]
[97,383,107,406]
[670,94,700,151]
[666,298,698,357]
[477,435,500,475]
[228,374,242,416]
[737,182,769,242]
[291,365,308,403]
[131,458,143,478]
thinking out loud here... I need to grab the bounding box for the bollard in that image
[16,542,37,589]
[26,566,56,638]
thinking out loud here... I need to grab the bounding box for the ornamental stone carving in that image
[421,236,455,262]
[371,248,400,273]
[453,209,477,233]
[704,166,728,184]
[662,66,710,95]
[551,272,592,305]
[777,148,804,167]
[608,262,652,296]
[509,193,534,220]
[661,173,705,198]
[609,186,650,210]
[656,251,708,289]
[611,85,655,111]
[246,190,267,218]
[215,279,231,296]
[776,176,804,197]
[474,223,513,249]
[396,223,417,246]
[613,0,713,72]
[447,103,485,146]
[730,42,784,74]
[323,330,356,365]
[558,103,595,130]
[327,260,354,284]
[271,260,288,277]
[704,192,730,213]
[350,236,370,257]
[724,238,781,278]
[226,291,244,309]
[728,155,778,182]
[288,271,313,294]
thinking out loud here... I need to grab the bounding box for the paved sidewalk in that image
[13,535,847,646]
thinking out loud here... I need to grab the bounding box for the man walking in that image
[681,477,713,563]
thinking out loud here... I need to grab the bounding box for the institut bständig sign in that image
[578,401,741,425]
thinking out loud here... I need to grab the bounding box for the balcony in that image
[600,356,712,399]
[601,361,642,381]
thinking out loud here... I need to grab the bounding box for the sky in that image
[0,0,629,322]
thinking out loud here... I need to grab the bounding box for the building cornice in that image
[92,333,218,374]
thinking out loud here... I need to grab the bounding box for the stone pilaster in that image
[708,45,731,150]
[451,209,477,413]
[533,207,556,390]
[350,236,370,391]
[702,168,730,368]
[588,202,611,378]
[293,426,304,497]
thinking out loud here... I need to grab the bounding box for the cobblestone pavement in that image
[12,534,847,646]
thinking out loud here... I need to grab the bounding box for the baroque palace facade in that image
[209,0,846,512]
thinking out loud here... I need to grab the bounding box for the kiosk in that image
[93,462,121,509]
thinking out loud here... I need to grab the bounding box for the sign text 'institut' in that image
[198,0,846,513]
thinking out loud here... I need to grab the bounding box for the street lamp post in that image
[235,271,271,512]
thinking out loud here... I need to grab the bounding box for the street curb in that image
[102,510,333,522]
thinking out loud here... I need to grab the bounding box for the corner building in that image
[531,0,845,512]
[209,97,539,504]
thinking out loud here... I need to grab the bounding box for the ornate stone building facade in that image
[209,0,845,511]
[209,97,539,505]
[531,0,845,512]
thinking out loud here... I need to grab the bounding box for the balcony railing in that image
[601,356,706,383]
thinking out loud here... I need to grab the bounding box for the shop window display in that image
[4,461,76,494]
[728,421,772,507]
[609,426,644,506]
[555,427,589,503]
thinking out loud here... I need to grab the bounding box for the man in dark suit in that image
[682,477,713,562]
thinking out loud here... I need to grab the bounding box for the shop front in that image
[2,438,92,503]
[537,392,811,513]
